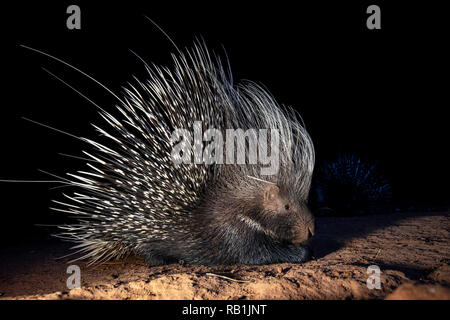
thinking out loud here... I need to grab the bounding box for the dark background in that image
[0,1,448,246]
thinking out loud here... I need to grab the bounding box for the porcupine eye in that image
[284,204,290,210]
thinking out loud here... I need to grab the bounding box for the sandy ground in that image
[0,210,449,300]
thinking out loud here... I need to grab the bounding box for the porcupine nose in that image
[291,216,315,245]
[307,219,315,238]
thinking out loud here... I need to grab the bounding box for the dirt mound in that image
[386,283,450,300]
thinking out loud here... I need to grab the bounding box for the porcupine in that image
[312,153,391,216]
[41,41,316,266]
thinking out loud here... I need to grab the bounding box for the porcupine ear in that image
[264,185,280,202]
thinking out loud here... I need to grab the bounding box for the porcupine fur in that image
[52,41,316,265]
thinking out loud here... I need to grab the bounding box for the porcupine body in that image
[312,154,391,216]
[54,42,315,265]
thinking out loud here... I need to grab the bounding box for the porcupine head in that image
[53,41,315,266]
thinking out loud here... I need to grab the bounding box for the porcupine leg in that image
[138,245,179,266]
[271,244,313,264]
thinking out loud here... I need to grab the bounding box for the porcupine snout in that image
[262,184,315,247]
[289,210,315,246]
